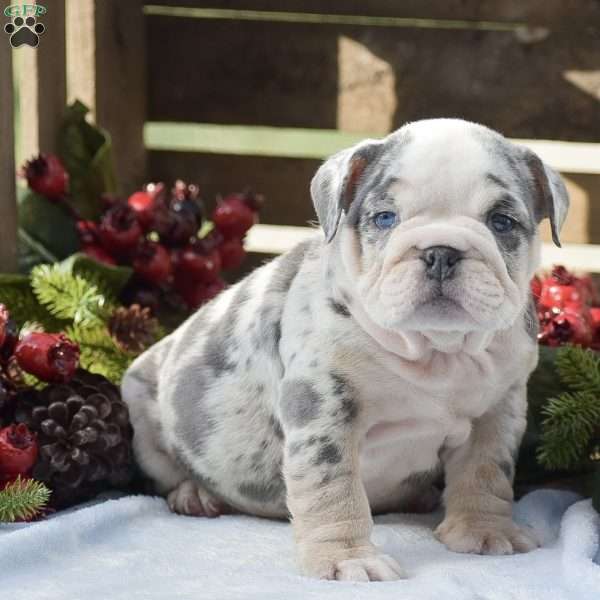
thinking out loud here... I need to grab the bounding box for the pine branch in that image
[68,325,133,383]
[31,264,113,327]
[556,346,600,396]
[0,477,51,522]
[537,391,600,470]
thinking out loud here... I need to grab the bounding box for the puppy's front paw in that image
[435,513,539,555]
[300,546,405,581]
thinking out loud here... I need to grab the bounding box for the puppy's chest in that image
[356,373,493,499]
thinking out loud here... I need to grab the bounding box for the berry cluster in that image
[0,305,67,490]
[532,266,600,348]
[0,304,134,511]
[21,153,263,312]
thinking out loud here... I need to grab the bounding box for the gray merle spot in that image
[280,379,324,427]
[328,297,351,317]
[315,442,342,465]
[238,476,286,503]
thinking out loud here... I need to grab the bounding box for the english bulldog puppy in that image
[121,118,569,581]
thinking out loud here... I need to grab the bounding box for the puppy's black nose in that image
[421,246,463,281]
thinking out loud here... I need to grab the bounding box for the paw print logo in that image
[4,15,45,48]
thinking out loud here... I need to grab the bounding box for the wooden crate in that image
[1,0,599,273]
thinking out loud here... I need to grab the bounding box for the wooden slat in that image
[67,0,147,194]
[148,151,319,227]
[146,17,600,141]
[144,1,600,28]
[245,225,600,273]
[146,123,600,175]
[0,40,18,272]
[15,0,66,161]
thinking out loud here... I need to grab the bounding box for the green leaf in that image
[0,476,51,522]
[0,273,62,329]
[17,188,80,260]
[61,253,133,298]
[58,100,117,220]
[31,264,113,327]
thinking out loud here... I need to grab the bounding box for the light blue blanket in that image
[1,489,598,599]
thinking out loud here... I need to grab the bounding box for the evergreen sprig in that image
[556,345,600,395]
[67,325,132,382]
[0,476,51,522]
[538,346,600,470]
[31,264,113,327]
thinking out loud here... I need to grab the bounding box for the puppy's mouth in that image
[408,294,477,331]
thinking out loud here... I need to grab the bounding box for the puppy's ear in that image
[523,150,569,247]
[311,140,383,243]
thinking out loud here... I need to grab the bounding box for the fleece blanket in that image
[0,489,598,600]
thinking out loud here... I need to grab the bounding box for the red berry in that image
[82,244,117,266]
[171,180,203,222]
[133,242,172,285]
[0,424,38,481]
[21,153,69,200]
[575,275,598,306]
[538,307,593,347]
[176,277,226,310]
[225,191,264,213]
[15,332,80,383]
[98,204,143,254]
[212,198,255,239]
[547,265,575,286]
[539,283,584,311]
[76,220,99,245]
[128,191,155,230]
[218,238,246,270]
[175,246,221,283]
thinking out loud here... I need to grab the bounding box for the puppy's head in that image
[312,119,569,333]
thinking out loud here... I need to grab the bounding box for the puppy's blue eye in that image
[373,211,398,230]
[490,213,516,233]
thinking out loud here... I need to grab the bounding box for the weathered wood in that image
[148,151,319,227]
[67,0,147,194]
[146,1,600,28]
[146,17,600,141]
[0,40,18,272]
[15,0,66,161]
[146,17,338,129]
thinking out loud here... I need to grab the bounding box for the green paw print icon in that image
[4,15,45,47]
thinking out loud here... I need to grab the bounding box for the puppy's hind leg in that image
[122,363,225,518]
[122,365,186,495]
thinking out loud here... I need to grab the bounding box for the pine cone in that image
[108,304,158,353]
[15,369,133,508]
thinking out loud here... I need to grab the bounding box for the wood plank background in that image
[146,15,600,141]
[0,32,18,272]
[147,1,600,28]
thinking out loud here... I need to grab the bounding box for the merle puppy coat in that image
[122,119,569,581]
